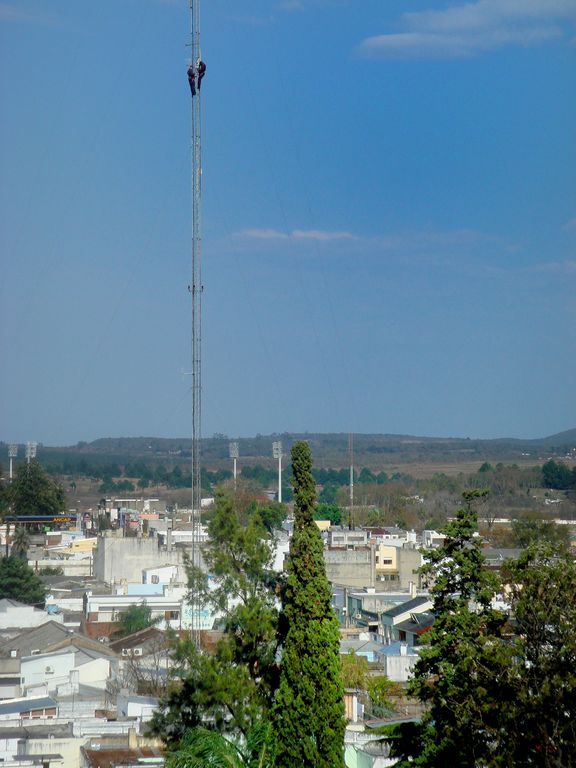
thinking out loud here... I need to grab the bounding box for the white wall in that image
[26,737,84,768]
[0,604,62,630]
[21,652,113,695]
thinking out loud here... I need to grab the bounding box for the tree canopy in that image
[149,492,279,745]
[6,460,65,517]
[113,601,159,639]
[0,556,46,606]
[387,491,576,767]
[272,441,345,768]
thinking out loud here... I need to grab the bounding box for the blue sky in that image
[1,0,575,447]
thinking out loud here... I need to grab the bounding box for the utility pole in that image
[189,0,203,644]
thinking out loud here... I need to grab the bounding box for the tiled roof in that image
[81,747,164,768]
[0,621,71,658]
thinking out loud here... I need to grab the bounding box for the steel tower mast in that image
[189,0,202,639]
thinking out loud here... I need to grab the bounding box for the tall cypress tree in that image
[272,441,345,768]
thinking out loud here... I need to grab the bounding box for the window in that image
[151,575,159,584]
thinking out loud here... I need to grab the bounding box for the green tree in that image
[150,493,279,744]
[0,465,9,520]
[272,441,345,768]
[7,460,65,517]
[341,652,399,717]
[392,491,511,767]
[0,556,46,606]
[248,500,286,534]
[501,545,576,766]
[542,459,575,490]
[166,723,275,768]
[341,650,369,690]
[10,526,30,558]
[314,502,342,525]
[113,601,159,639]
[510,513,570,550]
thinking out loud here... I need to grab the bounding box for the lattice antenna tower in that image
[189,0,203,641]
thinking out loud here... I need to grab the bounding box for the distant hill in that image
[15,428,575,472]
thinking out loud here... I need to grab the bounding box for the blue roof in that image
[0,697,57,715]
[382,596,430,618]
[380,641,416,656]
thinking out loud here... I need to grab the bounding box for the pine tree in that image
[272,441,345,768]
[392,491,512,767]
[8,460,65,517]
[0,555,46,606]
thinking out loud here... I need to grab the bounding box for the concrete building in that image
[0,723,77,768]
[93,535,187,585]
[325,548,376,589]
[374,543,423,590]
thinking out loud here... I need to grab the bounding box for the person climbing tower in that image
[187,63,196,96]
[197,59,206,90]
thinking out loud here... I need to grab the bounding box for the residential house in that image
[0,601,63,632]
[380,596,432,644]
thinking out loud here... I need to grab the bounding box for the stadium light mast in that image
[348,433,354,530]
[229,441,239,487]
[25,441,37,466]
[8,444,18,481]
[272,440,283,503]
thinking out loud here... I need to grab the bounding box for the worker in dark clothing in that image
[197,60,206,90]
[187,64,196,96]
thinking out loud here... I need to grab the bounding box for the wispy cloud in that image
[238,228,358,242]
[527,259,576,275]
[359,0,576,59]
[0,3,54,24]
[277,0,305,11]
[230,227,509,263]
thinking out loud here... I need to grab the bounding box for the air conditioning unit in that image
[133,648,143,657]
[45,666,54,674]
[121,649,130,657]
[354,612,362,620]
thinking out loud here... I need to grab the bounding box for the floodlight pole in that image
[25,441,37,466]
[272,441,283,504]
[8,444,18,481]
[348,433,354,530]
[229,442,239,488]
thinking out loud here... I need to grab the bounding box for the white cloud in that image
[359,0,576,59]
[0,3,54,23]
[529,259,576,274]
[277,0,305,11]
[238,228,357,242]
